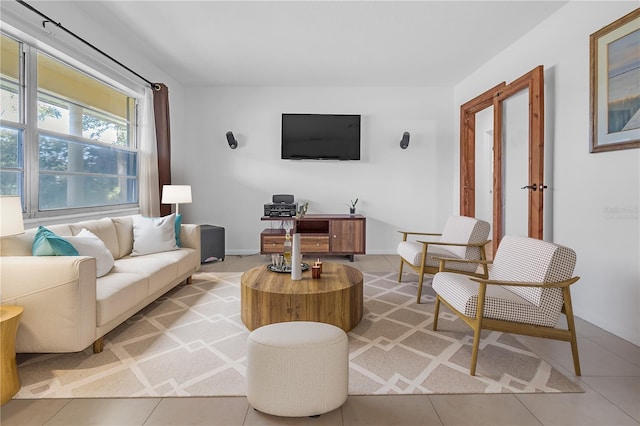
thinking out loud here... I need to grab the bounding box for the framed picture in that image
[590,9,640,153]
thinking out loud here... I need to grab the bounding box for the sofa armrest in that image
[0,256,97,353]
[180,224,201,272]
[180,224,201,251]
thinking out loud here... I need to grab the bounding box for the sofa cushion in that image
[70,218,120,260]
[397,241,479,273]
[95,272,149,327]
[113,248,197,295]
[131,214,178,256]
[148,248,199,290]
[32,226,79,256]
[486,235,575,327]
[66,229,115,278]
[436,216,490,260]
[113,255,177,295]
[432,271,560,327]
[111,216,134,259]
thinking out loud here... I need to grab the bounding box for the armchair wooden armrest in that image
[470,276,580,288]
[418,240,490,248]
[440,258,492,264]
[436,257,492,266]
[436,257,492,278]
[398,231,442,236]
[398,231,442,242]
[432,241,492,278]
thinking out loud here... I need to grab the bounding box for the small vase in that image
[349,207,356,215]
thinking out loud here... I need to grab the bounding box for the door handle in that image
[521,183,537,191]
[539,184,548,192]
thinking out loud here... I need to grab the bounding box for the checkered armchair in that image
[397,216,490,303]
[432,235,581,376]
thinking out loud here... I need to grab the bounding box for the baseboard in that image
[225,249,263,256]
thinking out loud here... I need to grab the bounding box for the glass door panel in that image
[474,106,494,227]
[502,90,529,236]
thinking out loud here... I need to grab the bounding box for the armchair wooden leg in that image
[469,329,482,376]
[92,337,104,354]
[186,275,193,285]
[416,273,424,304]
[433,296,441,331]
[398,259,404,283]
[563,287,581,376]
[470,329,481,377]
[469,283,487,376]
[568,331,581,377]
[416,248,429,304]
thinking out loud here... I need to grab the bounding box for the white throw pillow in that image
[131,213,178,256]
[66,228,115,278]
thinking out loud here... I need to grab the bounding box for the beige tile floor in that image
[2,254,639,426]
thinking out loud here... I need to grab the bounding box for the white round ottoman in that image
[246,321,349,417]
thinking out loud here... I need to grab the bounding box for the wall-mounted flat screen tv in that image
[281,113,361,160]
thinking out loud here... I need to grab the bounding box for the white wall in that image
[0,2,185,108]
[453,1,640,345]
[178,86,454,254]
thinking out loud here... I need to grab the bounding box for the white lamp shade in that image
[161,185,192,204]
[0,196,25,237]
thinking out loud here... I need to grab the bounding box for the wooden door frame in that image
[460,82,506,218]
[460,66,545,252]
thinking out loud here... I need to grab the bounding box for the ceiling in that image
[74,1,568,87]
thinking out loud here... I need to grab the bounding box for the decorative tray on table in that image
[267,263,310,273]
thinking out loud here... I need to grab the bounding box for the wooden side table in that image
[1,305,23,405]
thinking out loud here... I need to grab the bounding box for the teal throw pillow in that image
[32,226,79,256]
[175,213,182,247]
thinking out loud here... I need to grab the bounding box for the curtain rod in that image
[15,0,161,91]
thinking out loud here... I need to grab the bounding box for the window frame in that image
[0,32,141,219]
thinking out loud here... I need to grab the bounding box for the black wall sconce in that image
[400,132,410,149]
[226,131,238,149]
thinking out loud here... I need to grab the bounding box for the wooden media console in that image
[260,214,366,261]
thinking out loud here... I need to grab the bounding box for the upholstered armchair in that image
[397,216,490,303]
[432,235,581,376]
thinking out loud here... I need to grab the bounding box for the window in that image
[0,35,23,199]
[0,33,139,216]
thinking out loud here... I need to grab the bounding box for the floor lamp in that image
[161,185,192,215]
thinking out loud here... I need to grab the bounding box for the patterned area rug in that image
[15,271,582,398]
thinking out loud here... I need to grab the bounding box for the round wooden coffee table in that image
[241,262,363,332]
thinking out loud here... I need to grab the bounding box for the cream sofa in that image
[0,216,201,354]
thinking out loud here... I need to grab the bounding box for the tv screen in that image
[281,114,361,160]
